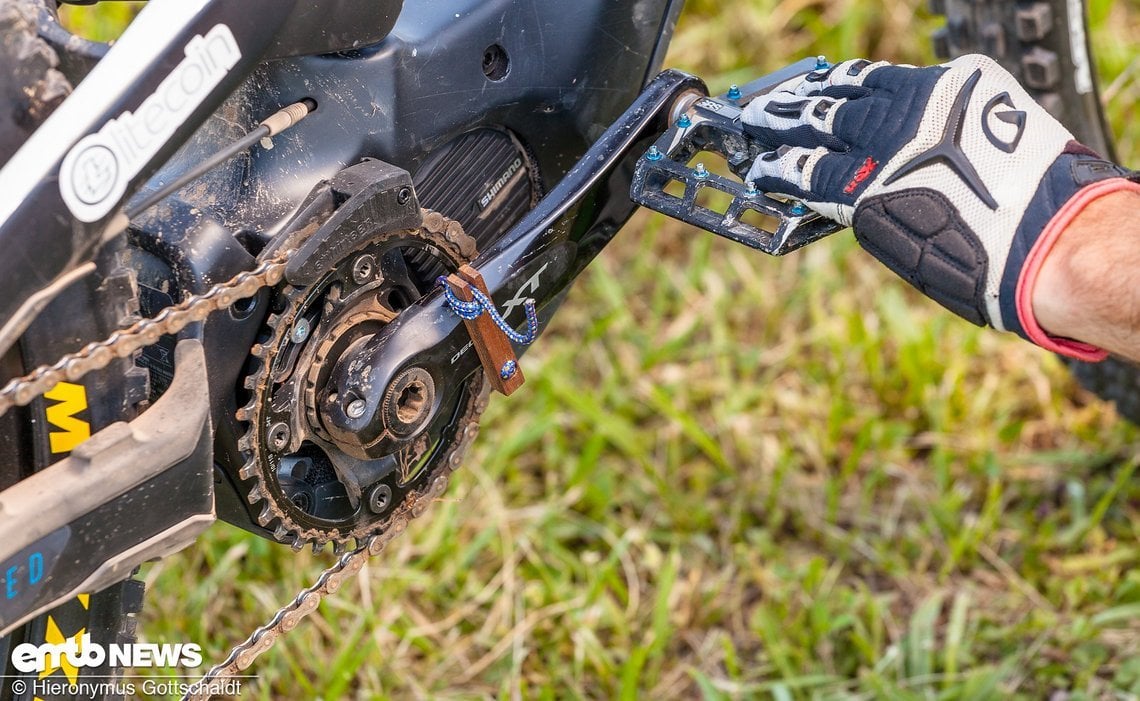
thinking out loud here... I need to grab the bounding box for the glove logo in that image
[981,92,1027,154]
[844,156,878,195]
[883,69,999,210]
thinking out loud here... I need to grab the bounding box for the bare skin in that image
[1033,189,1140,362]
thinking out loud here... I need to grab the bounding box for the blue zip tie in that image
[436,276,539,345]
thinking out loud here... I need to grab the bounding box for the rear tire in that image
[935,0,1140,424]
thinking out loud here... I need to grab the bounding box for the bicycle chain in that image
[0,253,291,417]
[184,383,488,701]
[0,217,488,700]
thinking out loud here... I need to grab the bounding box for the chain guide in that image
[234,211,487,551]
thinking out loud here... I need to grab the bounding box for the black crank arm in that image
[318,68,706,451]
[0,341,213,637]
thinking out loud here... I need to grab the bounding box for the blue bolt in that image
[744,180,758,197]
[693,163,709,179]
[500,360,518,380]
[726,84,742,101]
[676,113,692,129]
[815,55,829,70]
[790,202,808,216]
[646,145,663,161]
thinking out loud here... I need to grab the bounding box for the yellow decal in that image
[77,593,89,610]
[44,382,90,454]
[40,616,84,685]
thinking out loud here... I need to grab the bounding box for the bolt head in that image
[351,254,376,284]
[346,398,367,419]
[500,360,517,380]
[368,483,393,514]
[268,422,291,451]
[291,318,310,344]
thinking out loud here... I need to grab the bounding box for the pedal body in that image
[631,58,845,255]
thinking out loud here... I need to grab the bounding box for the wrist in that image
[1029,183,1140,361]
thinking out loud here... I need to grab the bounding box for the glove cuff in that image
[1004,168,1140,361]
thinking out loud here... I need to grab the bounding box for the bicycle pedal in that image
[631,57,845,255]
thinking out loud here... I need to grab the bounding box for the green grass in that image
[59,0,1140,698]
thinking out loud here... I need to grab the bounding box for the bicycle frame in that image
[0,0,688,636]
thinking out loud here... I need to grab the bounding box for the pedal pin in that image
[815,55,829,70]
[693,163,709,179]
[646,145,663,161]
[676,114,692,129]
[790,201,808,216]
[744,180,758,197]
[727,84,742,101]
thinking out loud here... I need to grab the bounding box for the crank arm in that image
[316,69,706,455]
[0,340,214,637]
[630,57,845,255]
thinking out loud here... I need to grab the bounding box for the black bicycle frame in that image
[0,0,689,635]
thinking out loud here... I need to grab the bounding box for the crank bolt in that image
[269,422,291,451]
[790,202,808,216]
[726,84,742,101]
[676,113,692,129]
[500,359,518,380]
[346,398,367,419]
[646,145,663,162]
[352,254,375,284]
[368,484,393,514]
[744,180,758,197]
[291,318,311,344]
[815,55,829,70]
[693,163,709,179]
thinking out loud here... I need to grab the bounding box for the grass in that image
[61,0,1140,698]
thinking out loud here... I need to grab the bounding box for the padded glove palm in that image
[743,55,1138,360]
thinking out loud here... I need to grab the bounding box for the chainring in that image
[236,211,487,551]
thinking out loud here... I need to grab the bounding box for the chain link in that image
[0,253,291,418]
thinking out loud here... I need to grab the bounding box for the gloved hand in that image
[742,54,1140,360]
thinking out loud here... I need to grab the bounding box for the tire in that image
[934,0,1140,424]
[0,2,147,700]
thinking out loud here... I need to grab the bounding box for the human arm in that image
[1033,188,1140,361]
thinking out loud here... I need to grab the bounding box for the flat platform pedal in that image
[631,57,845,255]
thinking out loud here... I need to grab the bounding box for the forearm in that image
[1033,188,1140,362]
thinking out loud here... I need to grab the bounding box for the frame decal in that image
[59,24,241,222]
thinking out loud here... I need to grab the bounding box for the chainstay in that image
[0,252,291,418]
[184,382,487,701]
